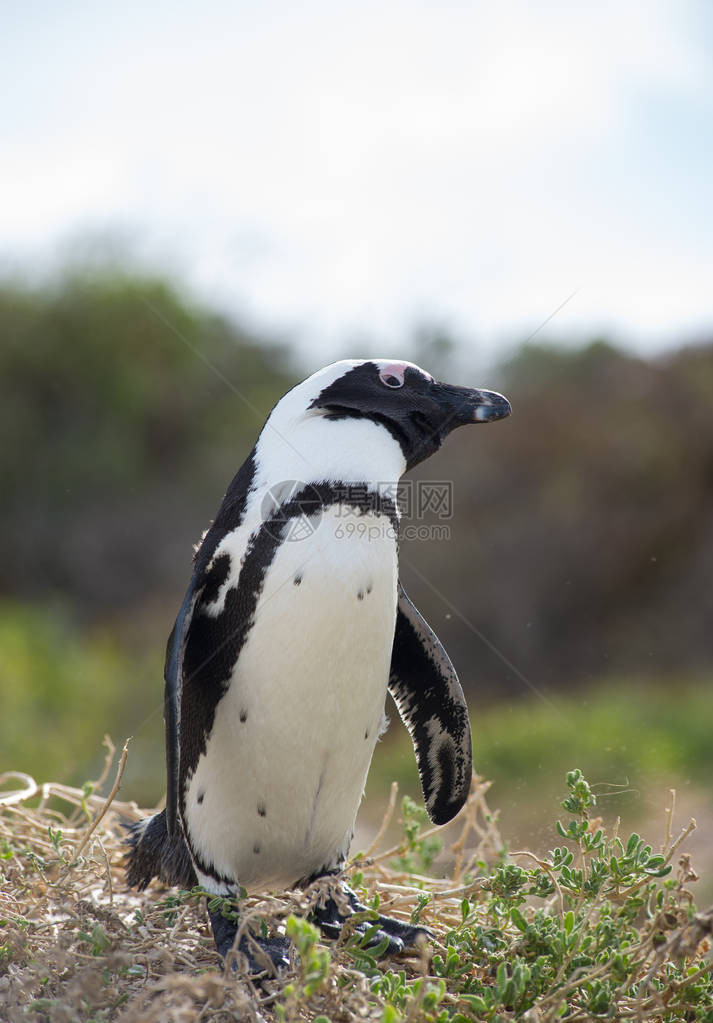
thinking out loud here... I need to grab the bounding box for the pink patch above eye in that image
[379,362,407,386]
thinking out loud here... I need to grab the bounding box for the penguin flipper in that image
[164,449,259,840]
[388,583,473,825]
[164,575,203,838]
[126,561,211,888]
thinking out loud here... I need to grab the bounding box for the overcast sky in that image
[3,1,712,366]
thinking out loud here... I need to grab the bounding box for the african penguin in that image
[125,358,511,974]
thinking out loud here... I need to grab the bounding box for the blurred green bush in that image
[0,601,161,790]
[0,269,297,611]
[370,676,713,810]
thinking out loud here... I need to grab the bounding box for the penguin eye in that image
[379,372,404,389]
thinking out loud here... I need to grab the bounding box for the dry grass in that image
[1,739,711,1022]
[0,738,503,1022]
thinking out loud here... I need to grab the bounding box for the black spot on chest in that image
[178,475,400,842]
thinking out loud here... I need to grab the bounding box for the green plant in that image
[327,770,712,1021]
[1,765,710,1021]
[391,796,444,874]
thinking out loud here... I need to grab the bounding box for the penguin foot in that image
[208,908,291,977]
[311,885,430,955]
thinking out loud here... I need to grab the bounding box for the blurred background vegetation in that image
[1,258,711,893]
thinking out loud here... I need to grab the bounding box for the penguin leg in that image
[311,882,430,954]
[208,908,291,977]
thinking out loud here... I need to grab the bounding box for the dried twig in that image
[0,771,39,806]
[66,737,131,869]
[363,780,399,857]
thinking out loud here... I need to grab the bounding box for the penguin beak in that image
[435,383,512,426]
[470,388,512,423]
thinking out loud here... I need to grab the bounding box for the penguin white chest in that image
[185,507,398,891]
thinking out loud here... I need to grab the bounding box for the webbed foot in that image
[209,908,291,977]
[311,884,429,954]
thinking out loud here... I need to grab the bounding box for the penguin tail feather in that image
[123,809,197,891]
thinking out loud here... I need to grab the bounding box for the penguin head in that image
[305,359,511,471]
[258,359,510,483]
